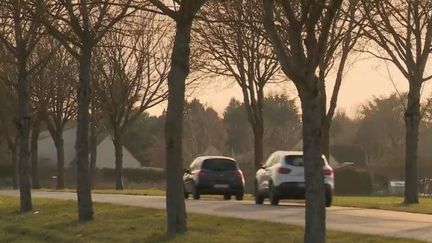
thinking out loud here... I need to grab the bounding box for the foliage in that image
[122,113,163,167]
[263,94,301,154]
[223,98,253,156]
[354,93,406,166]
[183,99,227,164]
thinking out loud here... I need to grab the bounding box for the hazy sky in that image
[148,57,432,118]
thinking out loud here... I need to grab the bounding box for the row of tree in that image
[123,96,300,168]
[0,0,171,220]
[126,93,432,182]
[0,0,431,242]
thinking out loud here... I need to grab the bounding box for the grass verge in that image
[333,196,432,214]
[0,196,422,243]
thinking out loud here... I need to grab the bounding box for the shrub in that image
[100,168,165,183]
[334,168,373,195]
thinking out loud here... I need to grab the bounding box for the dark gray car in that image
[183,156,245,200]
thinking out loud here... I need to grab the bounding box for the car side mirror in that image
[260,163,265,169]
[184,168,190,174]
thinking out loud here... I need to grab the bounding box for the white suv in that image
[254,151,334,206]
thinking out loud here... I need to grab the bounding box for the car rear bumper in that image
[197,183,244,195]
[275,182,332,199]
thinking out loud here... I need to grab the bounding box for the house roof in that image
[38,126,142,169]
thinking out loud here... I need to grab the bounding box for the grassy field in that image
[0,196,423,243]
[42,188,432,214]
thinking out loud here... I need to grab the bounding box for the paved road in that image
[1,190,432,242]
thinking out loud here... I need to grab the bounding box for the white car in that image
[254,151,334,206]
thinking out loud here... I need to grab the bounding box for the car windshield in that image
[202,159,237,171]
[285,155,325,167]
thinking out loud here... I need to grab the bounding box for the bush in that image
[100,168,165,183]
[334,168,373,195]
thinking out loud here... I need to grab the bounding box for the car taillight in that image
[324,169,333,176]
[236,170,245,184]
[198,170,207,177]
[277,167,291,174]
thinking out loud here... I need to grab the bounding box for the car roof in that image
[272,150,304,156]
[195,155,237,161]
[272,150,328,161]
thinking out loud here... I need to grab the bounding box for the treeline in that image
[124,95,301,168]
[125,93,432,181]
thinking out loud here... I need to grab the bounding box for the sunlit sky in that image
[148,57,432,118]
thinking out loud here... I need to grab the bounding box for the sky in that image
[148,57,432,118]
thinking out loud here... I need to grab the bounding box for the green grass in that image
[41,188,251,200]
[42,188,166,196]
[0,196,423,243]
[334,196,432,214]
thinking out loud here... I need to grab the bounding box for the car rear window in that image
[285,155,326,167]
[202,159,237,171]
[285,155,304,167]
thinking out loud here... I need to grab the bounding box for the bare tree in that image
[0,0,46,212]
[33,45,77,190]
[319,0,363,159]
[27,0,135,221]
[94,12,169,190]
[29,109,41,189]
[263,0,343,242]
[194,0,280,171]
[0,43,19,189]
[27,37,61,190]
[148,0,207,234]
[0,80,19,189]
[360,0,432,204]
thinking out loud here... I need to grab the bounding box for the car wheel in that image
[223,194,231,200]
[192,185,200,200]
[235,193,244,201]
[254,181,264,204]
[269,181,279,206]
[325,191,333,207]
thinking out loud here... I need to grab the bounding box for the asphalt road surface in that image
[1,190,432,242]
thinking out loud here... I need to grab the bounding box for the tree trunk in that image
[75,45,93,222]
[165,20,192,234]
[12,143,19,190]
[404,81,421,204]
[89,119,97,188]
[113,127,124,190]
[30,118,41,189]
[55,133,65,189]
[253,122,264,171]
[17,53,32,212]
[300,79,326,243]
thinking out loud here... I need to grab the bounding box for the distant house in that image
[38,126,142,169]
